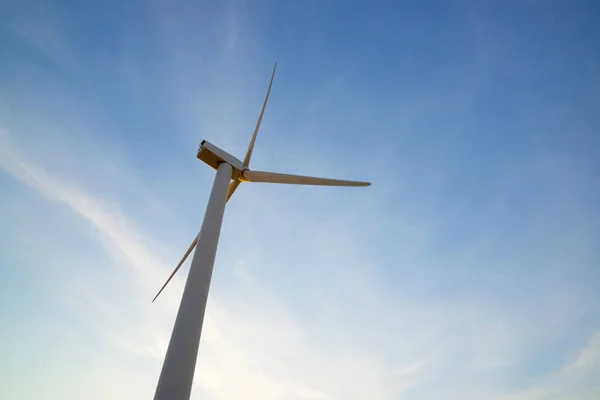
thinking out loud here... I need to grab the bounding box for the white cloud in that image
[565,332,600,373]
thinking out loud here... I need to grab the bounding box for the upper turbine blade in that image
[242,170,371,187]
[243,62,277,167]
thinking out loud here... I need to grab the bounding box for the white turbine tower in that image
[152,62,371,400]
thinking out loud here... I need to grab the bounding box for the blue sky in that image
[1,0,599,398]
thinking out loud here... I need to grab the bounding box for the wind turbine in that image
[152,62,371,400]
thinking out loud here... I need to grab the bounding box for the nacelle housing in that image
[197,140,245,180]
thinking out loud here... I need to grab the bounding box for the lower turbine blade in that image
[152,237,197,302]
[227,180,241,201]
[242,170,371,187]
[153,180,240,302]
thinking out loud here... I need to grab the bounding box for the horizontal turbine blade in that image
[242,170,371,187]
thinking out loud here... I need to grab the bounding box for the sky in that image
[1,0,599,399]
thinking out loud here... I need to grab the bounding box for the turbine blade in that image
[243,62,277,167]
[153,177,243,302]
[153,179,242,302]
[226,180,241,201]
[152,237,198,302]
[242,170,371,187]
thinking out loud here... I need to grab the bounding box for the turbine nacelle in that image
[197,140,245,180]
